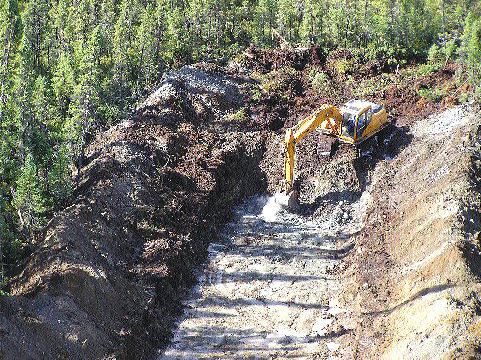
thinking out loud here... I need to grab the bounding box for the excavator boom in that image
[284,104,343,190]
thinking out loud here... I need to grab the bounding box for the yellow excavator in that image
[283,99,388,207]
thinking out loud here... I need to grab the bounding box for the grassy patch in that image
[417,86,446,102]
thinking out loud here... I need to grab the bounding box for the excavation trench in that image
[161,189,372,358]
[3,60,478,359]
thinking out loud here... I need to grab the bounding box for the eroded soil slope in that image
[0,66,269,359]
[343,106,481,359]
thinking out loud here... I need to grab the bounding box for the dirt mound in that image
[381,65,459,125]
[0,66,269,359]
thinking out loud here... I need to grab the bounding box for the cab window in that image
[356,111,370,137]
[342,113,355,138]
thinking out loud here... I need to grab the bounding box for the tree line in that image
[0,0,479,283]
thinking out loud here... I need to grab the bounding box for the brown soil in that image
[0,66,269,359]
[342,107,481,359]
[244,46,463,132]
[1,46,479,360]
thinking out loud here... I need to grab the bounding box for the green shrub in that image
[458,91,469,104]
[418,43,445,75]
[259,67,297,99]
[417,87,446,102]
[351,77,385,98]
[418,63,440,75]
[48,145,73,208]
[309,69,329,93]
[330,59,354,75]
[228,107,248,122]
[444,39,457,64]
[427,43,444,65]
[251,87,262,102]
[13,154,46,232]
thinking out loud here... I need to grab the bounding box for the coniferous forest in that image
[0,0,480,284]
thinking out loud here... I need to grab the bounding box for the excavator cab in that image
[340,110,356,139]
[339,100,387,144]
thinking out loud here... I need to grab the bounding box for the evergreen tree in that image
[277,0,299,43]
[299,0,327,45]
[0,0,19,108]
[253,0,277,45]
[459,10,481,96]
[31,75,52,167]
[67,25,102,181]
[52,52,75,125]
[111,0,141,111]
[48,144,72,208]
[13,153,46,233]
[164,4,192,65]
[14,24,37,162]
[136,4,162,94]
[21,0,51,73]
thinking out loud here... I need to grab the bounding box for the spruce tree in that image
[13,153,46,233]
[459,10,481,97]
[31,75,52,167]
[14,25,37,162]
[52,52,75,126]
[48,144,72,208]
[253,0,277,45]
[112,0,141,111]
[136,4,161,94]
[0,0,19,108]
[67,25,102,181]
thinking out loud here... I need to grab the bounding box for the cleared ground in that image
[162,191,369,359]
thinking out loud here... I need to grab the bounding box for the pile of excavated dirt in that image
[0,66,270,359]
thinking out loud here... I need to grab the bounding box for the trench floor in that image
[161,193,368,359]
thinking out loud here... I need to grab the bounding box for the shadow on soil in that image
[163,324,349,359]
[363,283,455,317]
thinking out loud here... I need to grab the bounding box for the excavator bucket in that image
[275,189,300,211]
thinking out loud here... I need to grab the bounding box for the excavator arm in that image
[284,104,343,191]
